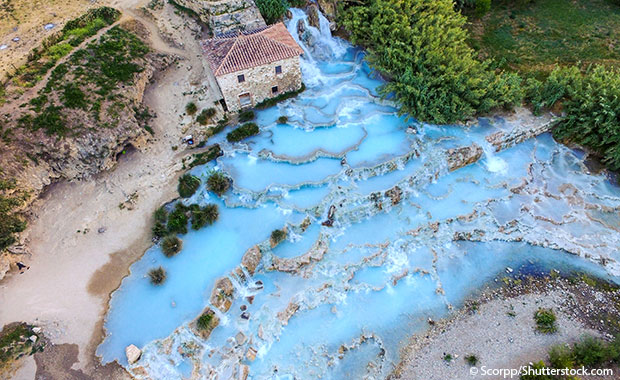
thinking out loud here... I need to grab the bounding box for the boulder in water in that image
[307,4,320,29]
[446,144,483,171]
[125,344,142,364]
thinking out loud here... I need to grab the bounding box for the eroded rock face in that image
[385,186,403,206]
[125,344,142,364]
[446,144,483,171]
[317,0,337,23]
[210,277,235,312]
[240,245,262,275]
[271,238,328,273]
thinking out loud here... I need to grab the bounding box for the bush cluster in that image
[148,266,166,285]
[226,122,259,142]
[178,174,201,198]
[196,108,217,125]
[255,0,289,24]
[238,109,255,122]
[270,229,287,245]
[534,308,557,334]
[342,0,522,124]
[206,171,231,196]
[161,235,182,257]
[521,335,620,379]
[152,202,219,238]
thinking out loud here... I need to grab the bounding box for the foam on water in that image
[98,7,620,380]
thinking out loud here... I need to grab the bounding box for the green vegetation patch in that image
[196,108,216,125]
[161,235,182,257]
[0,179,28,251]
[197,310,215,331]
[255,84,306,109]
[206,171,231,196]
[178,174,201,198]
[522,335,620,379]
[7,7,120,89]
[467,0,620,74]
[270,228,286,245]
[226,122,259,142]
[188,144,223,169]
[148,266,167,285]
[342,0,522,124]
[238,109,255,122]
[534,308,557,334]
[190,204,219,230]
[17,25,149,137]
[255,0,289,24]
[0,323,42,371]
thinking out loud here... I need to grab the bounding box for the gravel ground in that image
[392,275,620,380]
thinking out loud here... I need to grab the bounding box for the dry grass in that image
[0,0,96,81]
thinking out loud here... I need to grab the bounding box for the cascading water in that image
[97,7,620,380]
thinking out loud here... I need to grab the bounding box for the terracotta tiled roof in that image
[202,23,303,76]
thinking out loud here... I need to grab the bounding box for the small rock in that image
[241,312,250,320]
[246,347,258,361]
[29,335,37,343]
[235,332,246,345]
[32,327,41,333]
[98,227,107,234]
[506,267,514,273]
[125,344,142,364]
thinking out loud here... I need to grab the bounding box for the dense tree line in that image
[342,0,523,124]
[342,0,620,170]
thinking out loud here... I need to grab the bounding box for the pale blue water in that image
[97,8,620,380]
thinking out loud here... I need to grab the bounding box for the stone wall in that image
[217,56,302,112]
[173,0,266,34]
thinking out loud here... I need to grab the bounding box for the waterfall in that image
[481,140,509,174]
[286,7,347,87]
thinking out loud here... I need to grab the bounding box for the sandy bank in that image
[0,1,221,377]
[393,275,620,380]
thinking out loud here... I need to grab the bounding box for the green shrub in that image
[191,204,219,230]
[270,229,286,245]
[152,222,167,238]
[186,102,197,115]
[548,344,574,369]
[465,354,479,366]
[534,308,557,334]
[178,174,201,198]
[226,122,259,142]
[148,266,166,285]
[197,311,214,330]
[520,361,554,380]
[255,84,306,109]
[154,206,168,223]
[573,336,607,366]
[196,108,217,125]
[239,109,255,122]
[277,115,288,124]
[61,83,88,109]
[161,235,182,257]
[189,144,223,168]
[255,0,288,24]
[206,171,230,196]
[342,0,522,124]
[474,0,491,17]
[167,203,189,234]
[550,65,620,171]
[442,353,453,362]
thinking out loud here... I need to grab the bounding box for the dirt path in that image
[0,1,220,377]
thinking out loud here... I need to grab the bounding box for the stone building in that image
[202,23,304,112]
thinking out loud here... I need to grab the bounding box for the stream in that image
[97,8,620,380]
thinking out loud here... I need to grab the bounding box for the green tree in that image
[342,0,522,124]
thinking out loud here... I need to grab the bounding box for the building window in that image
[239,93,252,108]
[275,65,282,74]
[237,74,245,83]
[272,86,279,94]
